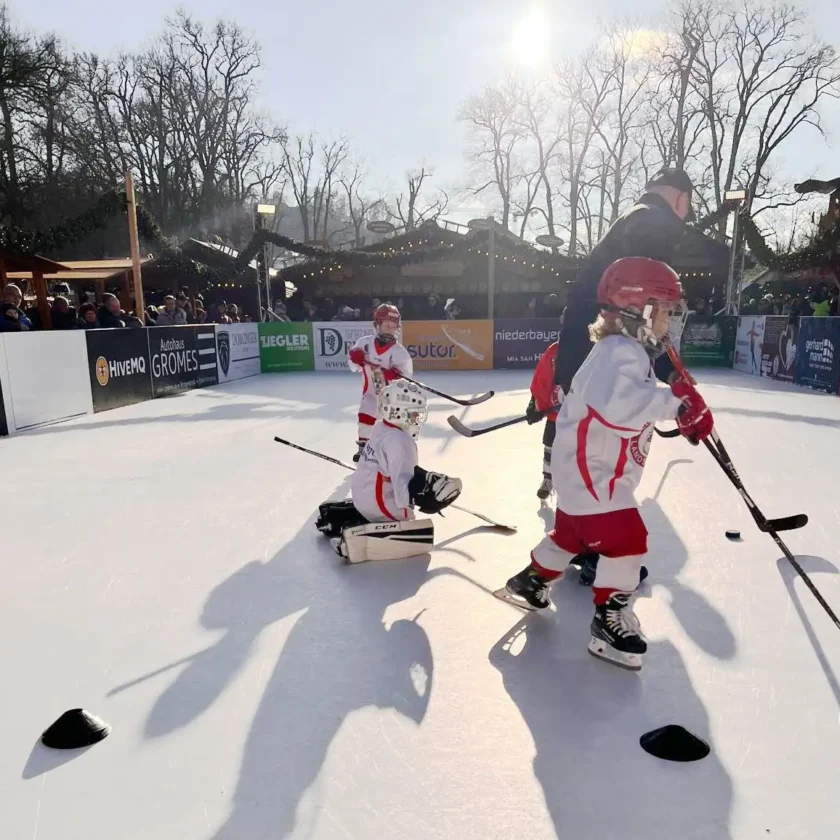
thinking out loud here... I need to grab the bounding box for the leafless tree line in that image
[0,6,448,256]
[459,0,840,256]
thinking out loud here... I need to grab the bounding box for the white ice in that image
[1,369,840,840]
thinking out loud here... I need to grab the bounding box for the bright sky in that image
[10,0,840,224]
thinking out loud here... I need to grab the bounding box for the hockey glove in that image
[671,380,714,444]
[349,348,366,366]
[409,467,463,514]
[384,367,402,383]
[525,397,541,425]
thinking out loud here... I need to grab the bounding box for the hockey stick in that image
[665,348,838,630]
[272,436,516,532]
[364,362,494,406]
[447,403,561,438]
[653,424,806,532]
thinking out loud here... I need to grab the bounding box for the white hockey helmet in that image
[378,378,428,439]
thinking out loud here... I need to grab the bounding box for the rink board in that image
[1,370,839,840]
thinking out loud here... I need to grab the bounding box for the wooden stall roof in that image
[7,257,153,283]
[0,251,69,274]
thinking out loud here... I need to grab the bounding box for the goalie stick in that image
[273,436,516,532]
[666,346,838,631]
[447,403,562,438]
[364,362,494,406]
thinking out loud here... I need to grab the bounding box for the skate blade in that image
[587,637,643,671]
[492,587,545,611]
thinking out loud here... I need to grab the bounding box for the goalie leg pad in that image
[409,466,463,514]
[316,500,368,538]
[339,518,435,564]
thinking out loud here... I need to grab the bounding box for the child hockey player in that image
[526,340,560,499]
[348,304,413,463]
[316,378,463,563]
[497,257,714,670]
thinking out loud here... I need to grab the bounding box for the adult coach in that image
[553,168,696,393]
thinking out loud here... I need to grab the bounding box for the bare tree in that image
[393,166,449,230]
[339,160,386,246]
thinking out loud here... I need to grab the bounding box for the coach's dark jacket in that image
[554,192,688,392]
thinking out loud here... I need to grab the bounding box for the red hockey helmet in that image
[373,303,401,342]
[597,257,686,351]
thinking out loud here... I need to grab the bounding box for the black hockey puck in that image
[725,530,741,541]
[41,709,111,750]
[640,725,710,762]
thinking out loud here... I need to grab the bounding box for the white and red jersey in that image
[349,334,413,423]
[551,334,683,516]
[351,420,418,523]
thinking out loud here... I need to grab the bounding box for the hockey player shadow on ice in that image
[126,478,437,838]
[489,495,737,836]
[775,554,840,710]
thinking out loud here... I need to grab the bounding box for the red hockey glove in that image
[384,367,402,383]
[348,348,366,366]
[671,380,714,444]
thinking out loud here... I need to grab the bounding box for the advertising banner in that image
[148,325,218,397]
[760,316,788,379]
[793,317,840,393]
[216,323,260,383]
[492,319,560,369]
[679,316,737,367]
[86,328,153,412]
[312,321,374,371]
[258,322,314,372]
[733,316,765,375]
[401,320,494,371]
[764,318,802,382]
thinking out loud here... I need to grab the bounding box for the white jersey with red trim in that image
[551,334,684,516]
[349,334,413,421]
[351,420,418,523]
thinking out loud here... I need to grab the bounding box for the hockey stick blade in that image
[763,514,808,533]
[447,403,561,438]
[451,503,516,533]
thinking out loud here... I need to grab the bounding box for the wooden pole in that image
[33,270,52,330]
[120,270,131,313]
[125,171,145,318]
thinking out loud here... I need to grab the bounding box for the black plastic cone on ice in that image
[640,725,709,762]
[41,709,111,750]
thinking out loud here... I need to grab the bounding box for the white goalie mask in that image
[378,379,428,440]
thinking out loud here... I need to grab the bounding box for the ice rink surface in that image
[2,368,840,840]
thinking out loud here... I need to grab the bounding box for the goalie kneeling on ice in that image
[339,519,436,564]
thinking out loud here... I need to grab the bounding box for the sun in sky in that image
[509,6,552,68]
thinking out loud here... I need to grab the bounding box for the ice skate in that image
[587,592,647,671]
[536,475,553,500]
[493,567,553,611]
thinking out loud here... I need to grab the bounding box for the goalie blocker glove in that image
[408,466,463,514]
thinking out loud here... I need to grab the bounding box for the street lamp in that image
[254,203,276,318]
[723,189,748,315]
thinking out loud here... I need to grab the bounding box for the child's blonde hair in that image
[588,313,623,343]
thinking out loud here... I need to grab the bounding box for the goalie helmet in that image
[597,257,687,355]
[378,378,428,440]
[373,303,401,344]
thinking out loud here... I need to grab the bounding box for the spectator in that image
[552,167,697,393]
[0,284,33,331]
[272,301,291,322]
[444,298,460,320]
[831,286,839,317]
[50,296,78,329]
[98,293,125,328]
[122,310,144,328]
[145,305,158,326]
[155,295,188,326]
[226,303,240,323]
[77,303,100,329]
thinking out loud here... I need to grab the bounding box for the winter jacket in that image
[155,307,188,327]
[97,307,125,329]
[530,342,559,421]
[553,192,686,392]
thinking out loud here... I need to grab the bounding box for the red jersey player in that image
[348,304,413,462]
[526,340,561,500]
[497,257,714,671]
